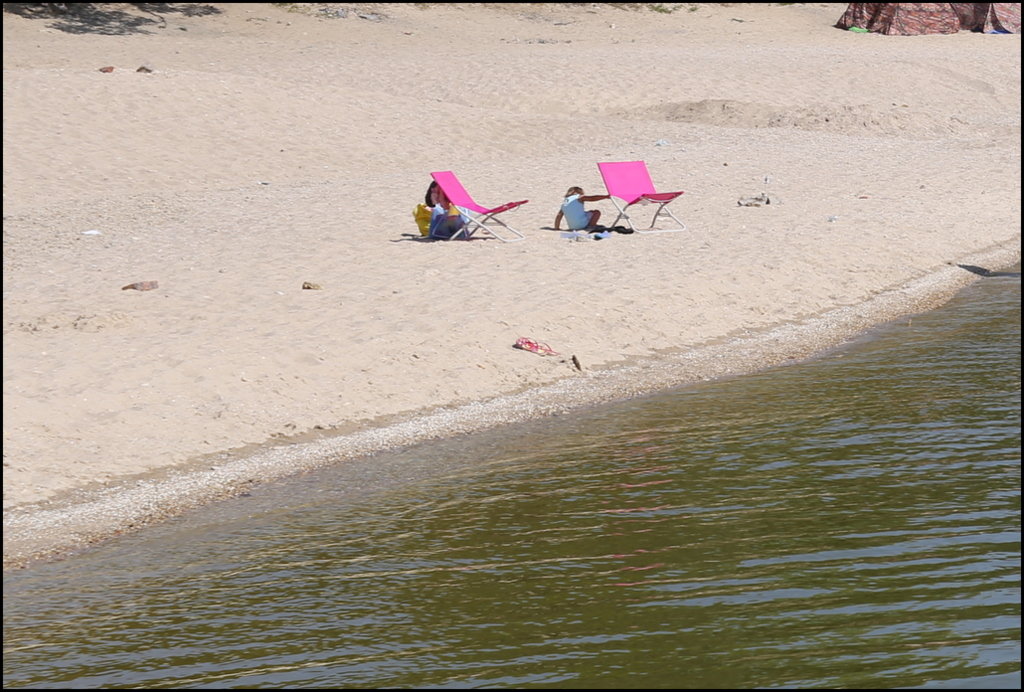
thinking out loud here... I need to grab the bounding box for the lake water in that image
[3,265,1020,689]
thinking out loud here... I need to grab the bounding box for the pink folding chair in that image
[430,171,528,242]
[597,161,687,234]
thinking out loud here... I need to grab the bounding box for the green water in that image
[3,266,1020,689]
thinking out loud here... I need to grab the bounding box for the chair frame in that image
[598,161,687,234]
[430,171,528,242]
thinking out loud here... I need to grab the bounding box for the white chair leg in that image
[634,202,686,233]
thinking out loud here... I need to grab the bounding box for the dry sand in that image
[3,2,1020,570]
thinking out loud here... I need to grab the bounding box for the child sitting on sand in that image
[554,186,610,231]
[426,183,473,240]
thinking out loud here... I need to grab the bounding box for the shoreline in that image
[4,240,1018,572]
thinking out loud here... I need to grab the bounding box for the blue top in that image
[429,204,471,239]
[561,194,589,230]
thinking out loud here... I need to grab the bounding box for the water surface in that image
[4,266,1020,689]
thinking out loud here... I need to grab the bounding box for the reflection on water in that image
[4,267,1020,689]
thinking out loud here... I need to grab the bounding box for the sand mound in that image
[616,99,977,138]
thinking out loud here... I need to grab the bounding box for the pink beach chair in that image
[597,161,687,234]
[430,171,529,242]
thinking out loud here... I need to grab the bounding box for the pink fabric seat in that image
[430,171,528,242]
[598,161,687,233]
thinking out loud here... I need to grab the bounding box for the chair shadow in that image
[391,233,435,243]
[958,264,1022,278]
[391,233,495,243]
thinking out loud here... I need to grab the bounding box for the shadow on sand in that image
[2,2,220,35]
[958,263,1021,279]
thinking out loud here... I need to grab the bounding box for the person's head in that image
[425,180,440,206]
[565,186,584,198]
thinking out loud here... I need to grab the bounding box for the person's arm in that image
[554,210,564,230]
[580,194,611,202]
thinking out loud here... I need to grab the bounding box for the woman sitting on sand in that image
[425,181,473,240]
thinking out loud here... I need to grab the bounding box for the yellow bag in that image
[413,204,432,236]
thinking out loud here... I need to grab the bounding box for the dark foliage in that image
[2,3,221,35]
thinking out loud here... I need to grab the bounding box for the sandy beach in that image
[3,2,1020,570]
